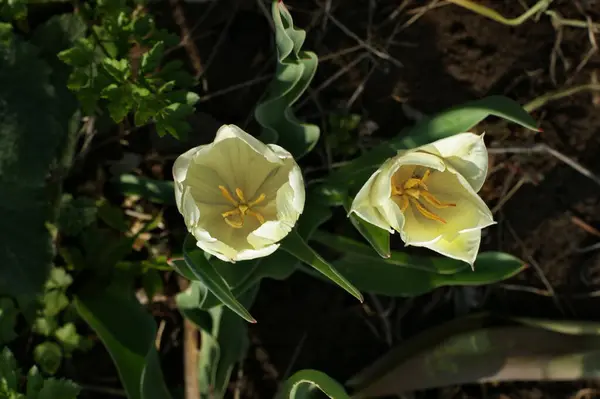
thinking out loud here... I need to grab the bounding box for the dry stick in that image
[296,53,371,109]
[178,276,200,399]
[488,144,600,188]
[197,75,273,102]
[197,3,238,89]
[326,14,403,68]
[169,0,204,78]
[505,221,566,315]
[447,0,553,26]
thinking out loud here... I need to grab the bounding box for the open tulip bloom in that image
[350,133,495,265]
[173,125,305,262]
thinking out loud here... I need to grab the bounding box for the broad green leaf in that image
[34,342,63,375]
[0,297,17,344]
[254,1,319,159]
[113,174,175,204]
[343,197,390,258]
[0,27,64,304]
[182,236,256,323]
[277,369,351,399]
[280,229,363,302]
[349,315,600,397]
[327,96,539,188]
[332,250,525,297]
[312,231,467,275]
[74,283,172,399]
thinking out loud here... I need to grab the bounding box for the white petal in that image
[350,170,393,232]
[247,220,293,249]
[234,244,280,261]
[214,124,283,164]
[193,232,239,263]
[419,133,488,192]
[425,229,482,265]
[173,146,203,183]
[378,199,406,235]
[400,204,445,245]
[180,187,201,228]
[426,168,495,235]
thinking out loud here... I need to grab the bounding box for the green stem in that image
[448,0,553,26]
[524,84,600,112]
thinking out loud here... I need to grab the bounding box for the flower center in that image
[391,169,456,224]
[218,185,267,229]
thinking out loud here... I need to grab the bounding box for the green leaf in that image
[327,96,539,188]
[331,249,525,297]
[58,195,97,236]
[0,347,19,393]
[254,1,319,159]
[26,366,44,398]
[102,58,130,81]
[182,236,256,323]
[0,27,65,305]
[58,38,95,68]
[342,197,390,258]
[45,267,73,290]
[34,342,63,375]
[0,297,17,344]
[37,379,80,399]
[101,83,134,122]
[113,174,175,204]
[280,229,363,302]
[33,316,59,337]
[142,270,163,300]
[349,315,600,397]
[55,323,82,353]
[74,283,172,399]
[141,41,164,73]
[278,369,351,399]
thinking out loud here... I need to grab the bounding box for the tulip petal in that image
[425,229,482,265]
[214,124,283,164]
[426,169,495,234]
[350,170,393,233]
[418,133,488,192]
[173,146,203,183]
[235,244,280,261]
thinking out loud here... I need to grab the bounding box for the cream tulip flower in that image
[350,133,495,265]
[173,125,305,263]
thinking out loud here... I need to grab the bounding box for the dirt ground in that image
[65,0,600,398]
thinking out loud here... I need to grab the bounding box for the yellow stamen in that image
[246,209,265,224]
[409,197,447,224]
[390,169,455,224]
[248,193,266,207]
[218,186,267,228]
[235,188,246,203]
[399,195,409,212]
[219,185,238,206]
[421,191,456,209]
[223,216,244,228]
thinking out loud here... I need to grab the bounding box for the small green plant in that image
[58,0,198,139]
[0,347,80,399]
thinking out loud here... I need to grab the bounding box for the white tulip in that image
[173,125,305,262]
[350,133,495,265]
